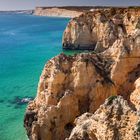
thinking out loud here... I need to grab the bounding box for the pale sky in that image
[0,0,140,11]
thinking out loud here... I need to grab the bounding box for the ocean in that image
[0,13,70,140]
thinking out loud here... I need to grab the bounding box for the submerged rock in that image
[9,96,33,106]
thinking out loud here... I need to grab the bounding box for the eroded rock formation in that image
[68,96,140,140]
[130,78,140,110]
[63,8,140,50]
[24,7,140,140]
[24,52,116,140]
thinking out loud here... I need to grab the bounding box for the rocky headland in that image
[24,7,140,140]
[34,6,97,18]
[63,7,140,50]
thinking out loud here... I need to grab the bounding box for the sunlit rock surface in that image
[24,7,140,140]
[63,8,140,50]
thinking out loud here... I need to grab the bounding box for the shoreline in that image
[33,14,72,18]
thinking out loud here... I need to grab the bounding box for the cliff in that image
[68,96,140,140]
[34,7,93,18]
[34,6,112,18]
[24,22,140,139]
[24,7,140,140]
[63,7,140,50]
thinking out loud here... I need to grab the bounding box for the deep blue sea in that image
[0,13,70,140]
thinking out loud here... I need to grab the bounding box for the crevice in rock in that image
[24,111,37,138]
[78,94,90,114]
[64,123,75,132]
[116,64,140,111]
[82,130,90,140]
[83,54,114,85]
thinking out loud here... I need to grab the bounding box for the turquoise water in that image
[0,13,70,140]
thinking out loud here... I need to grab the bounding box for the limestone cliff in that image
[34,7,93,18]
[24,26,140,140]
[68,96,140,140]
[130,78,140,110]
[63,7,140,50]
[24,7,140,140]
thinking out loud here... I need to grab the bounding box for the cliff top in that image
[36,6,140,11]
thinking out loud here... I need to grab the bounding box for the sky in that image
[0,0,140,11]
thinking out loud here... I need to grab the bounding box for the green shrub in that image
[136,18,140,29]
[91,51,96,54]
[107,95,117,105]
[136,122,140,132]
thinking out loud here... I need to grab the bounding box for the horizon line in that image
[0,5,140,11]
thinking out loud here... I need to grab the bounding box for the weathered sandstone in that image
[24,7,140,140]
[63,8,140,50]
[130,78,140,110]
[68,96,140,140]
[24,52,116,140]
[24,33,140,139]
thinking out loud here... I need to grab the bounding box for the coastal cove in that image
[0,13,70,140]
[24,7,140,140]
[1,6,140,140]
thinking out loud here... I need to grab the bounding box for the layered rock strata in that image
[24,7,140,140]
[63,7,140,50]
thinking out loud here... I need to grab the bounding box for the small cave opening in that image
[78,95,90,114]
[64,122,75,132]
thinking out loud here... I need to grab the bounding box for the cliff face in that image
[24,7,140,140]
[130,78,140,110]
[62,8,140,50]
[34,7,83,18]
[24,53,116,140]
[68,96,140,140]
